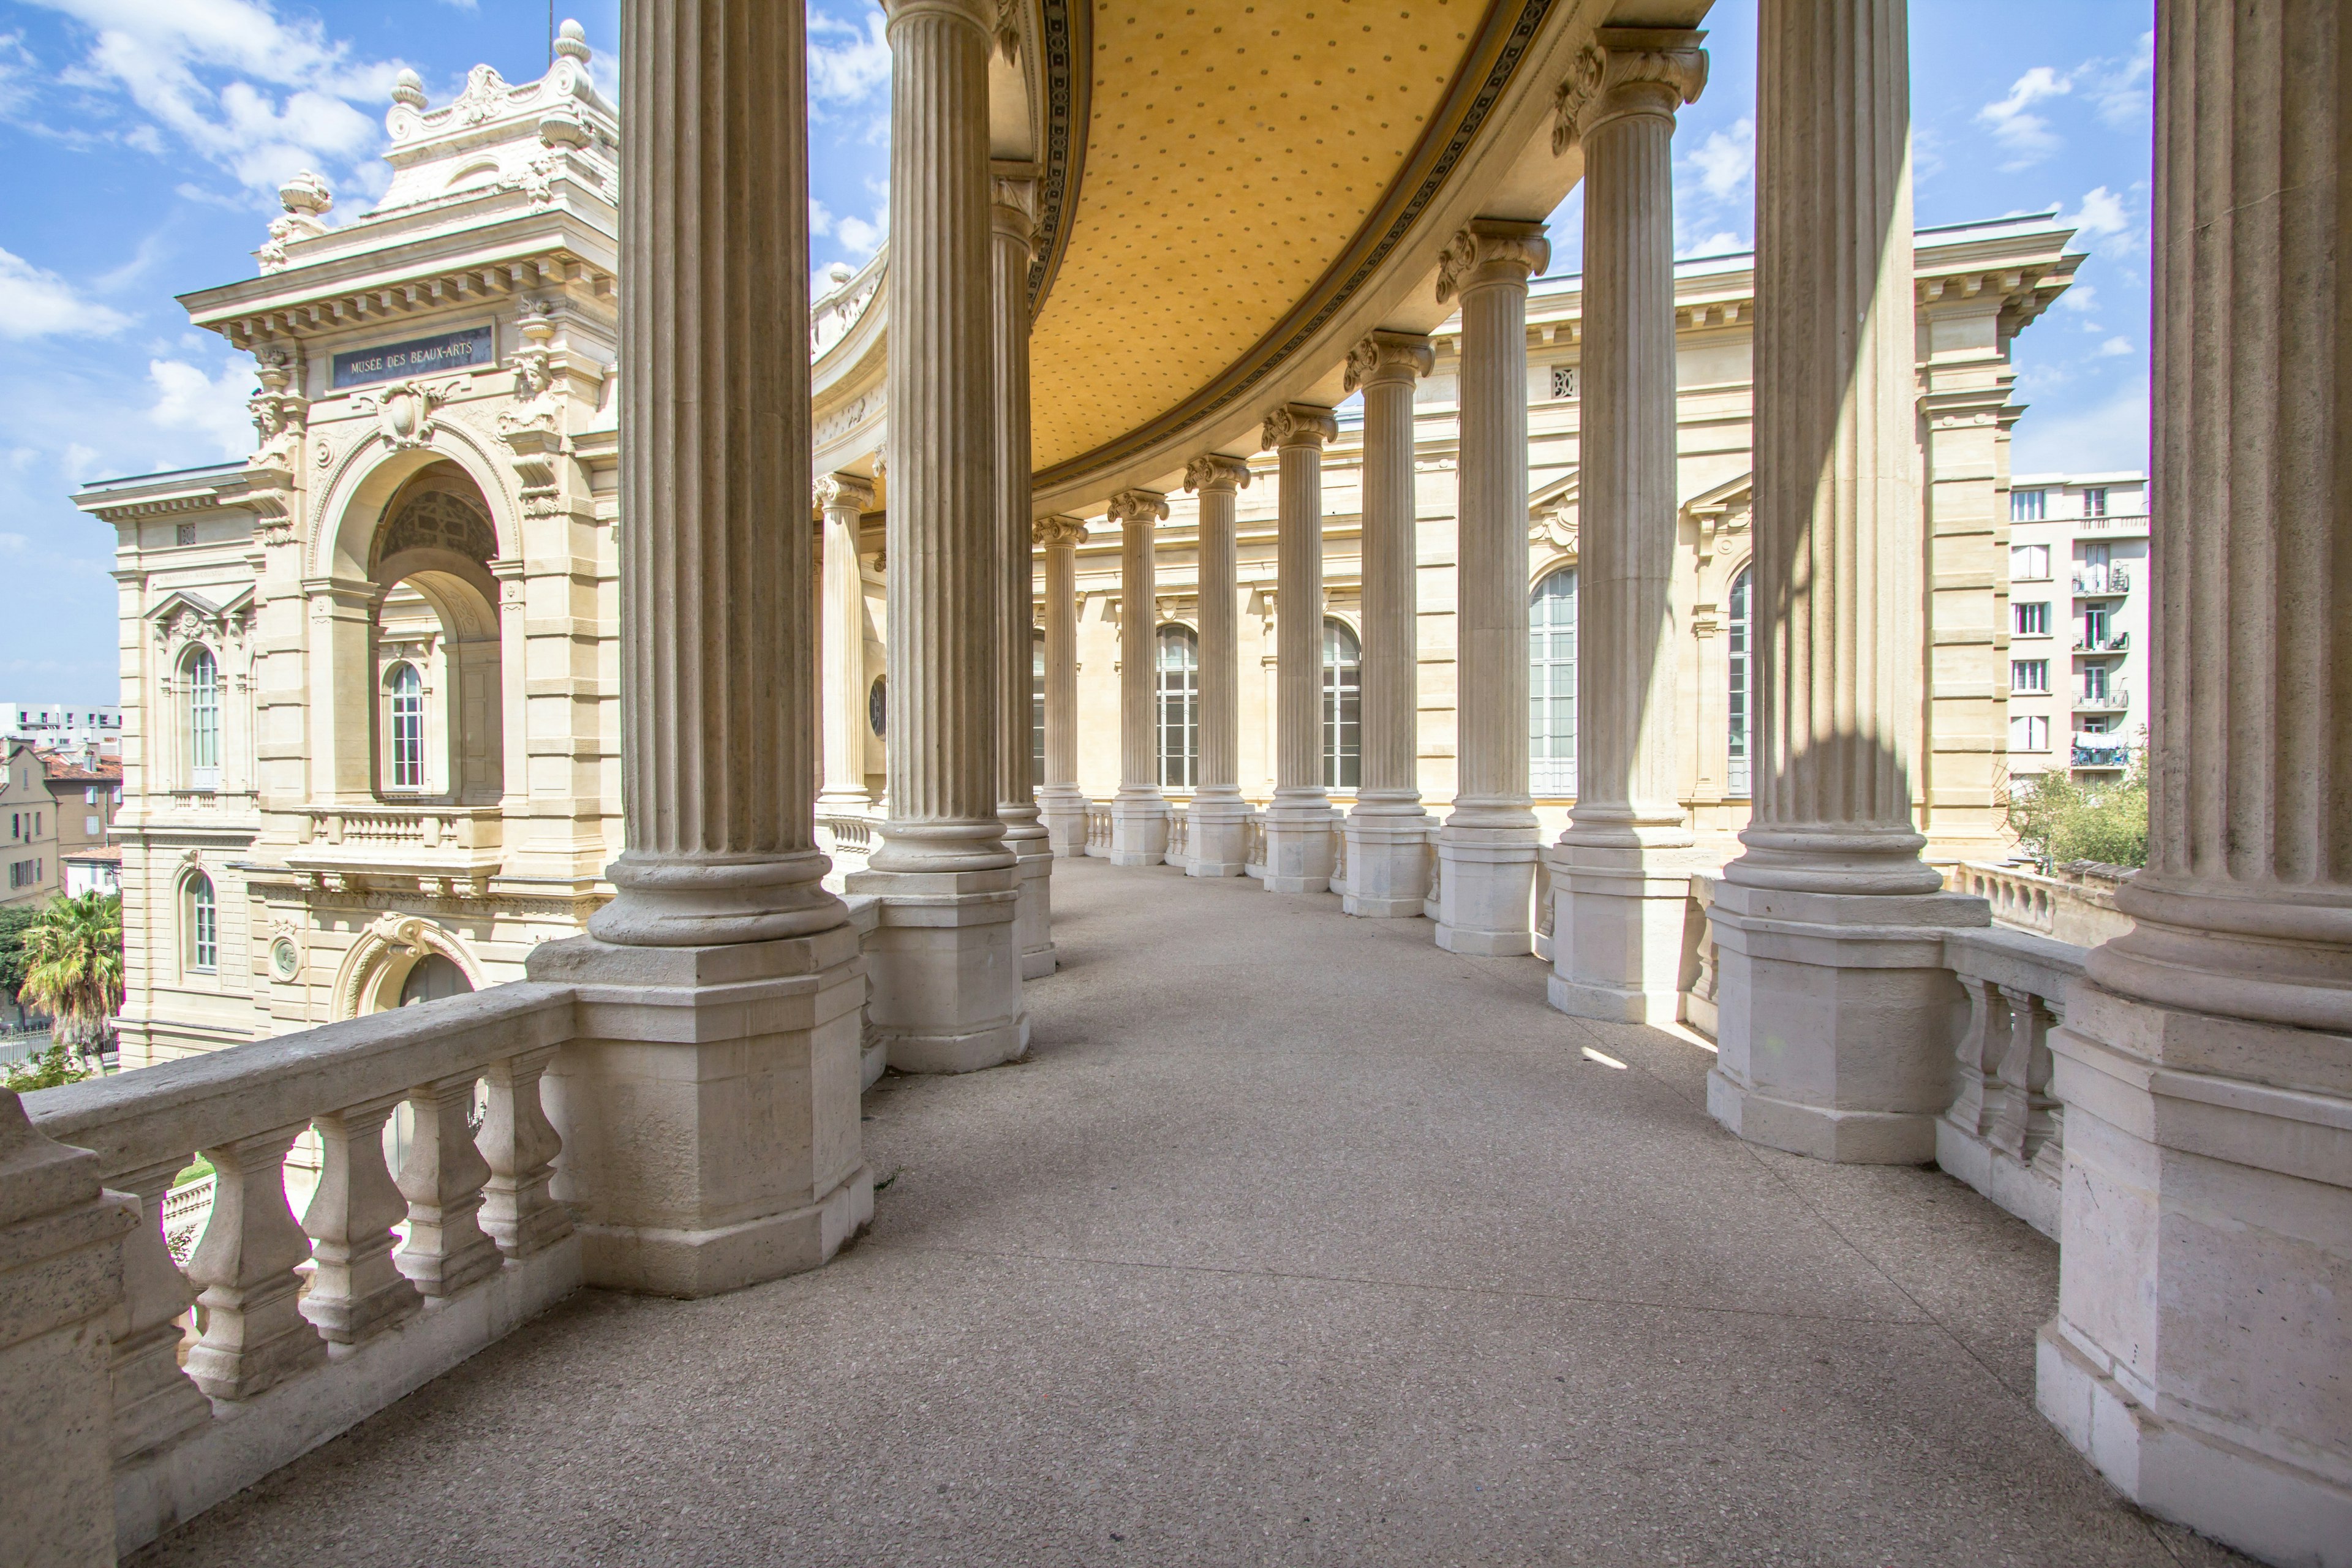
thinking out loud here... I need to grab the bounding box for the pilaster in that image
[1183,454,1253,877]
[1261,404,1340,894]
[1108,488,1172,867]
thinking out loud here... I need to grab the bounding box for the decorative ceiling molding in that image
[1023,0,1089,318]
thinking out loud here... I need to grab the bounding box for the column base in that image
[1008,828,1057,979]
[1703,881,1988,1163]
[1109,794,1171,867]
[1342,815,1434,917]
[526,924,872,1297]
[1434,829,1539,954]
[1039,790,1090,859]
[2034,982,2352,1568]
[1546,842,1713,1023]
[1185,796,1251,878]
[846,865,1028,1074]
[1261,802,1337,894]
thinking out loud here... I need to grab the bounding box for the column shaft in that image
[1261,405,1339,893]
[1109,489,1171,866]
[1548,31,1707,1020]
[1184,454,1253,876]
[2035,9,2352,1561]
[991,170,1052,976]
[1435,222,1548,954]
[1035,518,1089,855]
[1703,0,1987,1164]
[816,475,875,813]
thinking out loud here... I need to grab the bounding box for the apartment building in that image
[0,703,122,756]
[2003,471,2149,784]
[0,739,61,907]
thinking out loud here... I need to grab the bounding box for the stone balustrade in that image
[1937,926,2079,1238]
[1947,861,2132,947]
[20,984,582,1555]
[1166,806,1188,869]
[816,810,879,892]
[1242,813,1267,879]
[1084,804,1112,857]
[298,804,502,852]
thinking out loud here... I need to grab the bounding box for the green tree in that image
[18,892,125,1053]
[1,1041,91,1091]
[2005,741,2149,870]
[0,903,39,1022]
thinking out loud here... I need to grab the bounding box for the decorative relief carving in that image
[1343,331,1436,393]
[1436,222,1553,305]
[246,347,307,544]
[352,375,470,451]
[497,298,568,516]
[1550,29,1708,156]
[1031,516,1089,549]
[1183,454,1253,494]
[813,388,882,447]
[1260,404,1338,450]
[376,489,496,568]
[814,473,876,514]
[258,171,332,273]
[1106,489,1169,526]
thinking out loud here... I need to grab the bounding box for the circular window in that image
[269,936,301,982]
[868,675,887,738]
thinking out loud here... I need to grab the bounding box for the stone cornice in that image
[1343,331,1436,393]
[200,247,616,352]
[1105,488,1169,525]
[1436,219,1553,305]
[1262,404,1340,450]
[1550,28,1707,154]
[1023,0,1089,317]
[1183,454,1254,494]
[1032,515,1089,548]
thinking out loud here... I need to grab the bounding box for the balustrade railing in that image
[1937,927,2082,1238]
[300,803,502,852]
[1084,804,1113,856]
[23,985,581,1553]
[816,810,880,891]
[1329,822,1348,894]
[1166,807,1188,867]
[1242,812,1267,878]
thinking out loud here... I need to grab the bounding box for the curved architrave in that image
[310,425,520,581]
[330,913,488,1022]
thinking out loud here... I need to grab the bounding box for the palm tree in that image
[19,892,124,1054]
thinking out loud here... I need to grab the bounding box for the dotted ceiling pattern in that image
[1030,0,1481,472]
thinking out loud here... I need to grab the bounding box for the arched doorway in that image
[369,467,503,804]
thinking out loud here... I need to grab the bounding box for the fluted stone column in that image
[1034,516,1090,856]
[1341,332,1436,916]
[816,473,876,815]
[1261,405,1340,893]
[1435,221,1549,953]
[527,0,873,1297]
[2034,7,2352,1559]
[1547,31,1709,1021]
[991,168,1053,977]
[1703,0,1987,1164]
[1183,454,1253,876]
[845,0,1026,1074]
[1108,488,1172,865]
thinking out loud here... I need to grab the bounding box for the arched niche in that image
[368,464,505,804]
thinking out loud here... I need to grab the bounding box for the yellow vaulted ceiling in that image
[1030,0,1483,472]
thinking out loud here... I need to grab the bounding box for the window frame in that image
[1155,624,1200,790]
[187,872,217,975]
[1319,618,1362,793]
[2011,658,2051,695]
[184,646,221,790]
[1529,568,1578,797]
[1725,565,1752,799]
[385,661,428,793]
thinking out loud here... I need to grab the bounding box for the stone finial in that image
[1106,489,1169,525]
[1260,404,1338,451]
[1032,515,1089,548]
[391,69,428,110]
[1183,454,1253,494]
[1343,330,1436,393]
[278,170,333,218]
[815,473,876,514]
[540,105,590,149]
[1435,220,1551,305]
[1551,28,1708,155]
[554,18,592,66]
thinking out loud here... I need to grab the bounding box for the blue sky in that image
[0,0,2152,706]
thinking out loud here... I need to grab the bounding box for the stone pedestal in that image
[1343,820,1435,918]
[1703,883,1985,1161]
[1262,805,1339,894]
[845,865,1028,1072]
[1434,831,1537,955]
[1546,844,1711,1023]
[1040,793,1091,858]
[531,932,873,1295]
[1185,796,1251,878]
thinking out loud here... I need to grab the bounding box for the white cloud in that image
[62,443,102,482]
[2065,185,2130,241]
[810,198,835,238]
[0,247,134,337]
[1977,66,2072,168]
[2097,336,2133,358]
[2086,32,2154,127]
[0,30,37,116]
[1683,118,1752,201]
[809,9,890,105]
[1676,231,1744,260]
[2057,281,2098,314]
[147,355,256,458]
[835,207,888,257]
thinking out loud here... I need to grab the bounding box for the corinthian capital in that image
[1343,330,1436,393]
[1183,453,1254,494]
[1435,221,1553,305]
[1551,28,1708,154]
[1106,488,1169,526]
[992,163,1038,239]
[1260,403,1338,451]
[1032,514,1089,548]
[814,472,876,514]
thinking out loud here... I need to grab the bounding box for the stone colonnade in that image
[1108,488,1173,866]
[1183,454,1254,877]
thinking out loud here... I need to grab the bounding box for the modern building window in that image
[1156,625,1199,790]
[386,662,427,790]
[1726,566,1752,799]
[1321,619,1362,791]
[185,647,220,790]
[188,873,217,973]
[2082,605,2112,649]
[2014,601,2049,637]
[2011,489,2047,522]
[1529,568,1578,796]
[1031,630,1047,785]
[2010,543,2051,581]
[2010,714,2050,752]
[2011,659,2051,694]
[2082,662,2112,700]
[2083,487,2109,518]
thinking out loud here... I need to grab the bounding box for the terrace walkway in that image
[135,859,2247,1567]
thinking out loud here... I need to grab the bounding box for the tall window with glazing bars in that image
[1157,625,1199,789]
[1528,569,1576,796]
[1321,619,1361,791]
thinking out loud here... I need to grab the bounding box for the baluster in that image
[183,1125,327,1400]
[1991,985,2059,1164]
[478,1047,572,1259]
[300,1094,421,1343]
[395,1074,502,1297]
[106,1157,213,1457]
[1945,976,2008,1139]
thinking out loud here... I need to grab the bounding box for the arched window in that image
[1031,629,1047,785]
[386,663,427,790]
[1529,568,1577,796]
[185,647,220,790]
[1157,625,1199,789]
[1727,566,1753,799]
[399,953,473,1006]
[1321,619,1362,791]
[187,872,217,974]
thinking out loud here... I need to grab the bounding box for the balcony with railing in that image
[2071,737,2132,769]
[2069,567,2131,595]
[285,804,505,891]
[2071,685,2131,713]
[2073,510,2150,535]
[2070,628,2130,654]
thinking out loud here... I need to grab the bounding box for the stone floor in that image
[137,858,2252,1567]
